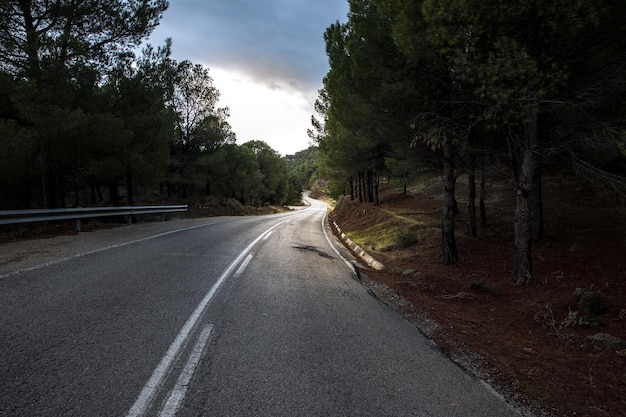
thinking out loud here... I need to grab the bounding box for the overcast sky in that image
[146,0,349,156]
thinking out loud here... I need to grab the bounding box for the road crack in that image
[292,245,333,259]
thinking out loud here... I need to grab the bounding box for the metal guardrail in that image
[0,205,188,232]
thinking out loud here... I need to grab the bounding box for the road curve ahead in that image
[0,196,519,416]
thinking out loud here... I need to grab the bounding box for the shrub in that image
[560,310,586,329]
[468,281,501,296]
[395,231,417,249]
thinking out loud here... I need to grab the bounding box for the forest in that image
[0,1,306,212]
[313,0,626,284]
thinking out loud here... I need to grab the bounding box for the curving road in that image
[0,196,519,416]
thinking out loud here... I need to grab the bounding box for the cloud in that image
[149,0,347,92]
[145,0,349,155]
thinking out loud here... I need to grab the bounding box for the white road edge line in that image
[125,220,287,417]
[321,210,357,275]
[0,223,214,280]
[159,324,214,417]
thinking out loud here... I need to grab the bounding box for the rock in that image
[402,269,424,278]
[579,293,608,321]
[586,333,626,350]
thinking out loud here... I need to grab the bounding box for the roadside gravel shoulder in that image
[0,218,219,277]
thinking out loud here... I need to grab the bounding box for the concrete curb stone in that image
[330,220,385,270]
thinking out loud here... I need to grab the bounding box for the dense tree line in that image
[0,0,301,211]
[316,0,626,283]
[286,146,319,191]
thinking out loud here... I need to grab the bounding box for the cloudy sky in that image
[146,0,349,156]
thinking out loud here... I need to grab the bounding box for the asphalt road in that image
[0,197,519,416]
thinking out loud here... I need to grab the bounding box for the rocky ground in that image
[330,175,625,417]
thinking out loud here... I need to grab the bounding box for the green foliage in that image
[0,119,37,208]
[319,1,418,199]
[394,231,417,249]
[559,310,588,329]
[0,0,170,208]
[243,140,290,205]
[0,1,306,211]
[0,0,168,79]
[164,59,238,199]
[286,147,319,190]
[204,142,300,207]
[321,0,626,280]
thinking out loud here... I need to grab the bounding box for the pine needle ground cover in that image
[332,175,625,417]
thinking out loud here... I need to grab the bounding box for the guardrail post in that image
[75,218,81,233]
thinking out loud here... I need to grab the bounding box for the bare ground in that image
[330,175,625,417]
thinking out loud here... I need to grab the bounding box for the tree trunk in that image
[21,181,32,209]
[73,179,79,208]
[39,139,53,208]
[109,179,120,207]
[358,171,363,202]
[480,162,488,227]
[442,139,458,264]
[58,170,66,208]
[90,176,98,205]
[403,172,407,195]
[531,162,544,239]
[452,195,459,215]
[126,170,134,206]
[466,157,477,237]
[514,157,533,284]
[374,174,379,207]
[348,177,355,200]
[96,181,103,202]
[513,106,538,284]
[19,4,42,82]
[366,169,374,203]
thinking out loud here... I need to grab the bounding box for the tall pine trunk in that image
[442,139,458,264]
[403,172,408,195]
[374,173,379,207]
[109,179,120,207]
[513,106,538,284]
[466,155,477,237]
[366,169,374,203]
[358,171,364,202]
[39,139,53,208]
[480,162,488,227]
[531,162,544,239]
[348,177,355,200]
[126,170,134,206]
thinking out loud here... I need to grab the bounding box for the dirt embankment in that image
[331,176,625,417]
